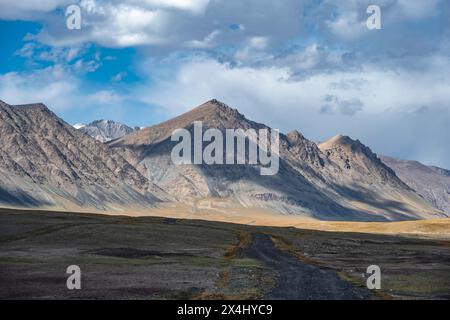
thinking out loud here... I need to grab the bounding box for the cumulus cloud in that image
[15,42,105,75]
[320,96,364,116]
[186,29,221,49]
[140,0,210,13]
[0,65,80,110]
[0,65,123,112]
[6,0,303,48]
[2,0,447,51]
[326,11,367,40]
[87,89,123,104]
[0,0,71,20]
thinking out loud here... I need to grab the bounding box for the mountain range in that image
[0,98,448,221]
[0,100,167,211]
[74,119,140,142]
[380,156,450,215]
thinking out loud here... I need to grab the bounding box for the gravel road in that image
[245,233,373,300]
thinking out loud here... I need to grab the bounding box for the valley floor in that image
[0,207,449,299]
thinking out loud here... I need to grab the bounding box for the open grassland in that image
[0,207,449,299]
[127,201,450,239]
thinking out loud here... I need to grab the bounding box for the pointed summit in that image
[109,98,444,220]
[318,134,369,154]
[207,98,232,109]
[78,119,136,142]
[13,102,49,111]
[110,99,263,149]
[286,130,305,144]
[0,100,49,111]
[0,100,166,210]
[190,99,232,112]
[187,99,243,122]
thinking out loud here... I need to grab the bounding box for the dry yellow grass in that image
[289,218,450,238]
[143,202,450,239]
[4,200,450,239]
[224,230,252,259]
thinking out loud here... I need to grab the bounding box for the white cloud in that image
[73,58,100,73]
[326,11,367,40]
[234,36,270,64]
[0,0,210,19]
[2,0,446,50]
[7,0,304,48]
[248,36,268,50]
[279,44,333,71]
[80,4,171,47]
[0,66,79,110]
[187,29,221,48]
[139,0,210,14]
[15,42,92,67]
[320,96,363,116]
[0,0,71,19]
[111,72,127,82]
[88,90,123,104]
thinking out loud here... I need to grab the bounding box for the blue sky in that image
[0,0,450,168]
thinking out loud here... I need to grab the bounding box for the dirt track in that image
[245,233,373,300]
[1,209,449,299]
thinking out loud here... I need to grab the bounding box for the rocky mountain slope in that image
[0,100,165,211]
[1,98,446,221]
[380,156,450,215]
[110,99,445,221]
[75,119,139,142]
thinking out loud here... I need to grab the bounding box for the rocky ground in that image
[0,207,449,299]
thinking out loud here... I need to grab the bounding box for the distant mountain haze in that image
[380,156,450,215]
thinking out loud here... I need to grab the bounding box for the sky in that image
[0,0,449,168]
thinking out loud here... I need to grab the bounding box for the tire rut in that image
[245,233,372,300]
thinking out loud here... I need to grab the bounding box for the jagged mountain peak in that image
[110,99,264,150]
[318,134,381,163]
[90,119,127,126]
[204,98,233,110]
[0,100,165,210]
[10,102,50,112]
[73,123,86,129]
[318,134,362,151]
[173,99,248,127]
[77,119,137,142]
[1,98,445,221]
[91,119,110,124]
[1,100,46,112]
[286,130,305,144]
[2,101,67,130]
[110,100,444,221]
